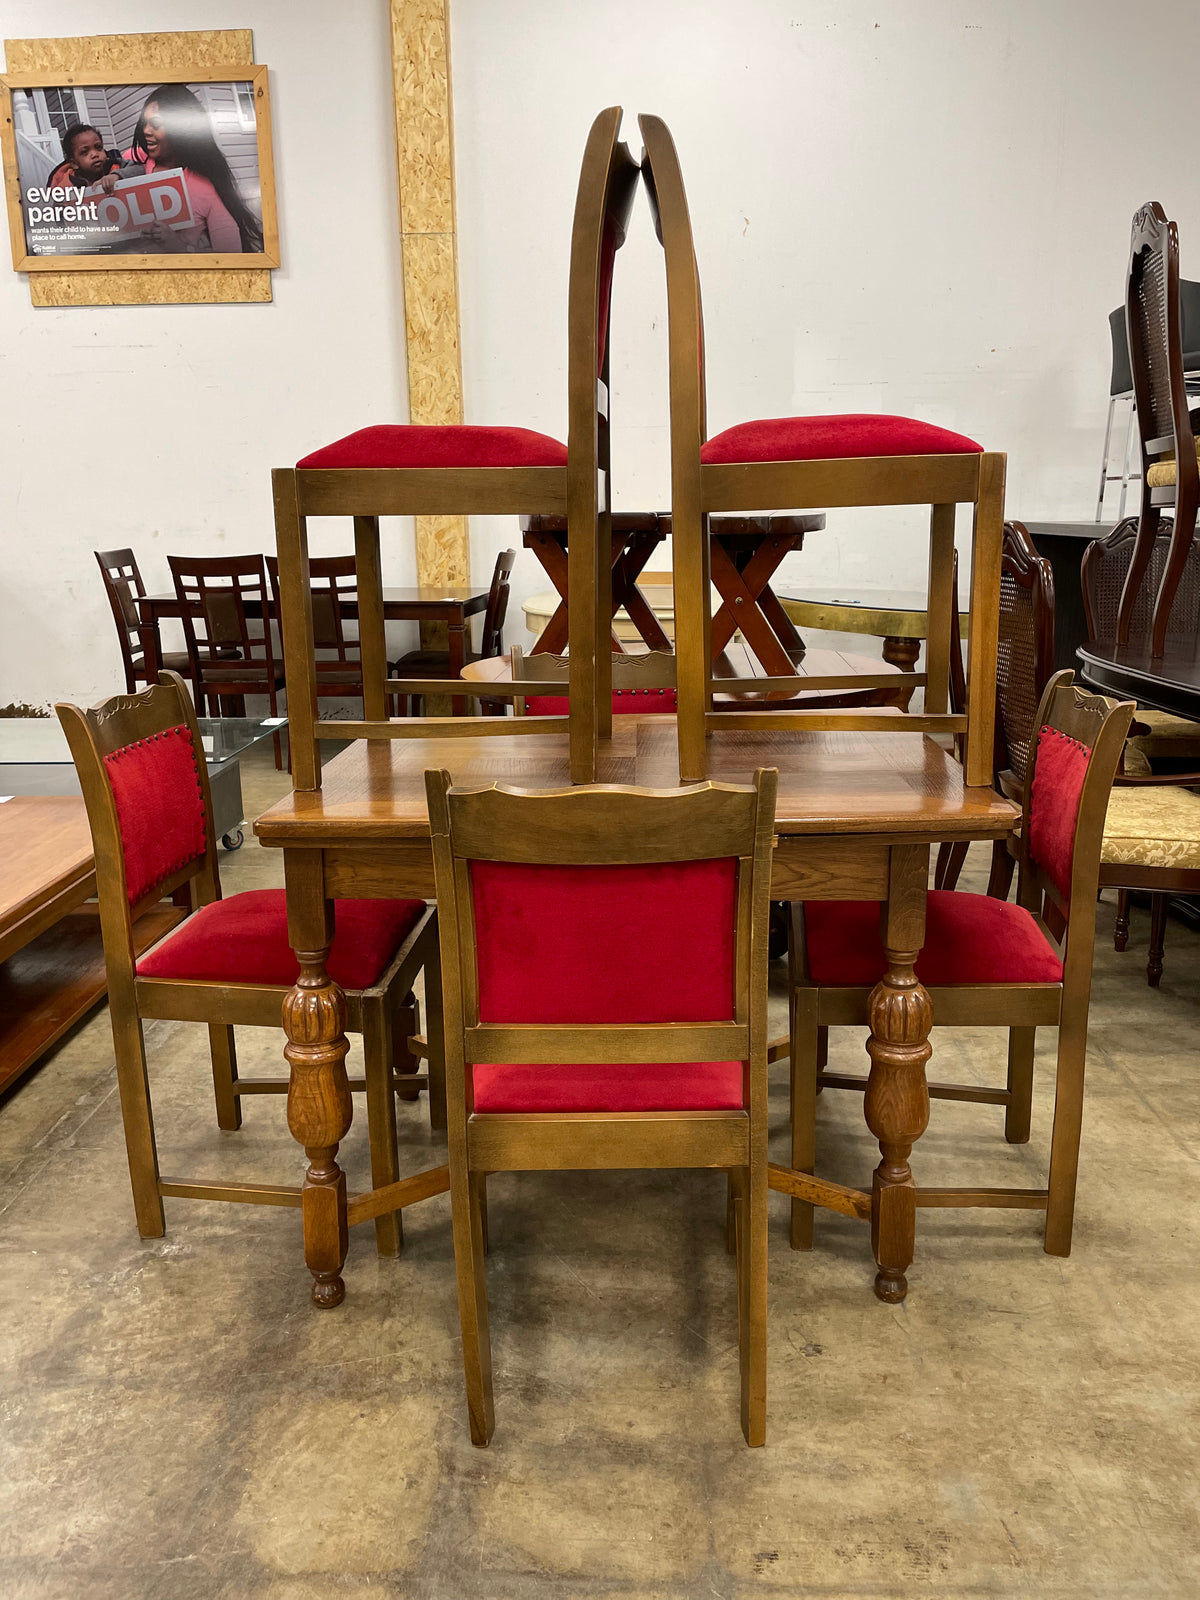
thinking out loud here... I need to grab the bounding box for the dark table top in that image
[139,585,490,621]
[1078,637,1200,720]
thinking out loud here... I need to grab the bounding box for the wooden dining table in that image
[254,720,1016,1310]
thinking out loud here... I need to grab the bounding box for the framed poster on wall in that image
[0,66,279,271]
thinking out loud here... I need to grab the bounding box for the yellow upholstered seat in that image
[1102,785,1200,871]
[1146,437,1200,488]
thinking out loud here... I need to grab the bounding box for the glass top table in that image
[0,716,285,848]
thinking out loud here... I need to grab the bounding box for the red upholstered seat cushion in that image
[1029,726,1091,903]
[525,688,678,716]
[473,1060,743,1113]
[137,888,425,990]
[700,414,983,465]
[804,891,1062,987]
[104,725,207,904]
[296,425,567,471]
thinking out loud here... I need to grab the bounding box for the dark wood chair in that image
[789,672,1133,1258]
[168,553,287,767]
[273,107,642,787]
[265,553,367,713]
[1117,202,1200,657]
[426,768,777,1446]
[95,548,194,698]
[388,549,515,715]
[638,112,1006,787]
[55,672,443,1279]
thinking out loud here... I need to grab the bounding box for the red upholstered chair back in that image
[513,647,676,716]
[426,770,777,1103]
[1018,673,1134,956]
[57,673,220,932]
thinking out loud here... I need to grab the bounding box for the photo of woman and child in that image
[11,79,266,257]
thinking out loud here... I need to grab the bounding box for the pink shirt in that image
[127,155,243,252]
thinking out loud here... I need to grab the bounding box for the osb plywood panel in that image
[8,31,268,305]
[390,2,454,236]
[417,513,469,586]
[391,0,468,586]
[30,269,270,306]
[4,29,253,73]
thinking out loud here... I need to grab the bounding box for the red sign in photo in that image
[92,169,195,242]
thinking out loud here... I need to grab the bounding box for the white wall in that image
[449,0,1200,642]
[3,1,1198,707]
[0,1,412,710]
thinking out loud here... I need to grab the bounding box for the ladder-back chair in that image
[95,547,194,698]
[1117,202,1200,657]
[637,112,1005,785]
[56,673,443,1286]
[789,672,1132,1258]
[426,770,777,1446]
[274,108,640,786]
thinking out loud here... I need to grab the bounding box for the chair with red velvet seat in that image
[788,671,1132,1258]
[638,113,1006,785]
[509,643,678,715]
[55,672,443,1271]
[274,108,641,788]
[426,769,777,1446]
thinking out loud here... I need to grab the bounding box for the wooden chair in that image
[389,548,516,714]
[168,553,287,768]
[265,553,367,714]
[789,671,1133,1258]
[1082,518,1200,984]
[95,547,194,698]
[509,643,677,715]
[55,672,443,1280]
[637,113,1005,786]
[274,108,641,787]
[426,769,777,1446]
[1116,202,1200,658]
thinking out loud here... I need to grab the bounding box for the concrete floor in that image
[2,741,1198,1599]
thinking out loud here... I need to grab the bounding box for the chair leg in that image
[423,924,447,1132]
[1004,1026,1035,1144]
[735,1160,767,1447]
[393,995,421,1102]
[934,840,968,891]
[451,1159,494,1446]
[1114,890,1131,952]
[789,988,820,1250]
[1044,1007,1090,1257]
[109,993,165,1238]
[1147,893,1168,987]
[362,998,402,1258]
[473,1171,490,1256]
[725,1172,737,1254]
[986,839,1016,901]
[208,1023,241,1131]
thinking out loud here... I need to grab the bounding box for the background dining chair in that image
[389,548,516,715]
[95,547,195,699]
[426,768,776,1446]
[265,553,368,718]
[56,672,443,1277]
[788,671,1133,1258]
[509,643,678,715]
[1117,202,1200,658]
[168,553,287,767]
[638,112,1005,787]
[274,107,641,787]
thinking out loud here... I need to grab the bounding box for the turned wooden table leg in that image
[882,635,921,710]
[863,844,932,1303]
[283,853,353,1308]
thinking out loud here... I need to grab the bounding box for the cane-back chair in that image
[95,548,194,698]
[637,113,1006,785]
[55,673,443,1279]
[169,553,286,767]
[789,672,1133,1259]
[274,108,641,787]
[426,769,777,1446]
[390,548,516,715]
[1117,202,1200,657]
